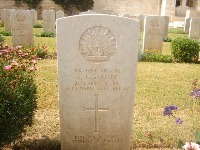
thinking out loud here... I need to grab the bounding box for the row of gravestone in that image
[0,9,65,33]
[0,9,170,53]
[184,10,200,39]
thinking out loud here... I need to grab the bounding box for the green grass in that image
[1,27,200,149]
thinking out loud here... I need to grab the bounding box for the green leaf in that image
[177,139,184,149]
[195,131,200,143]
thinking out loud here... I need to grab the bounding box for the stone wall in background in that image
[93,0,162,16]
[193,0,200,10]
[1,0,200,19]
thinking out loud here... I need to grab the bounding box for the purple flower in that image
[175,118,183,124]
[163,106,172,116]
[163,105,179,116]
[190,89,200,99]
[169,105,179,110]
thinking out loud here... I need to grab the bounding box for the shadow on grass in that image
[12,137,60,150]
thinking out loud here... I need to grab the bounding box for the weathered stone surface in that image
[142,16,165,53]
[186,10,200,18]
[56,10,64,19]
[30,9,37,25]
[42,10,55,33]
[164,16,169,36]
[184,17,191,33]
[1,9,12,32]
[136,14,145,31]
[189,18,200,39]
[57,14,139,150]
[11,10,33,46]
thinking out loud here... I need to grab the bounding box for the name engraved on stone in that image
[84,94,109,132]
[79,26,117,64]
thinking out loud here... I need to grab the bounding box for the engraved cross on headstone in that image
[84,94,109,132]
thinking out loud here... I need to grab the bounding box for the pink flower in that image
[11,60,19,66]
[0,49,9,53]
[28,66,38,71]
[16,46,22,49]
[183,142,200,150]
[18,50,23,53]
[3,65,12,71]
[30,59,37,64]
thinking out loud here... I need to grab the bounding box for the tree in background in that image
[14,0,94,15]
[52,0,94,15]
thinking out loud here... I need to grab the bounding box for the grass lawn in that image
[1,25,200,149]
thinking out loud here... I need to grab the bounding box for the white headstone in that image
[164,16,169,36]
[142,16,165,53]
[30,9,37,25]
[56,10,64,19]
[1,9,12,32]
[189,18,200,39]
[57,14,139,150]
[184,18,191,33]
[42,10,56,33]
[136,14,145,31]
[11,10,33,46]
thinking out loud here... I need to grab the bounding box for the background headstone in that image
[136,14,145,31]
[1,9,12,32]
[184,18,191,33]
[142,16,165,53]
[57,14,139,150]
[56,10,64,19]
[42,10,55,33]
[189,18,200,39]
[164,16,169,36]
[11,10,33,46]
[30,9,37,25]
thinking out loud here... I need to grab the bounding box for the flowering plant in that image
[163,79,200,149]
[0,44,38,146]
[31,44,48,59]
[183,142,200,150]
[163,105,183,124]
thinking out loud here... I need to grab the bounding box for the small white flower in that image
[183,142,200,150]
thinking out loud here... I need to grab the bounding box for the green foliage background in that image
[14,0,94,13]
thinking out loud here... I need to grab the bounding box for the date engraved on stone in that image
[79,26,117,64]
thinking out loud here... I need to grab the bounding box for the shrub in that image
[171,37,200,63]
[40,31,55,37]
[0,31,12,36]
[33,23,43,28]
[139,50,174,63]
[163,37,172,42]
[0,45,38,147]
[32,44,48,59]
